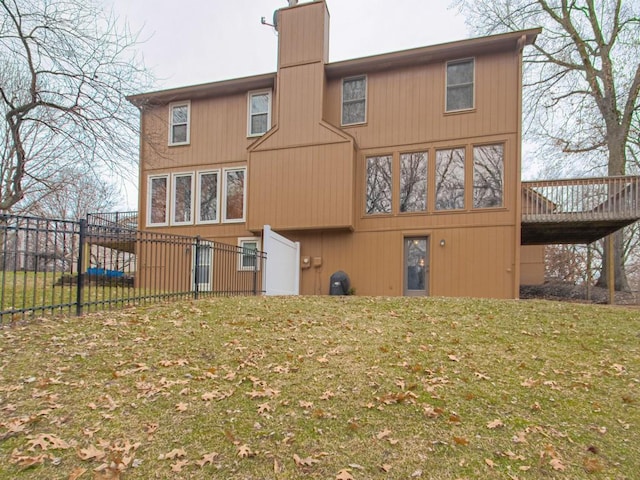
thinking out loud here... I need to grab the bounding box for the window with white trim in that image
[147,175,169,226]
[169,101,190,145]
[238,237,261,271]
[342,76,367,125]
[248,90,271,137]
[223,167,246,222]
[172,173,194,225]
[446,59,474,112]
[197,170,220,223]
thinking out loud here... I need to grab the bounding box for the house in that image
[127,0,638,298]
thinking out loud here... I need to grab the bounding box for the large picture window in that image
[400,152,428,213]
[223,168,246,222]
[366,155,392,214]
[473,144,504,208]
[342,76,367,125]
[446,59,474,112]
[435,148,465,210]
[197,171,219,223]
[172,173,193,225]
[147,175,168,226]
[248,90,271,137]
[169,101,190,145]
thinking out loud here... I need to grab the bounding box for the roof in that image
[127,28,541,106]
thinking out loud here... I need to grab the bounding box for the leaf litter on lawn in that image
[0,296,638,479]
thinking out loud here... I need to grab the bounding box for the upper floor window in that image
[248,90,272,137]
[172,173,194,225]
[342,76,367,125]
[435,148,465,210]
[473,144,504,208]
[400,152,428,213]
[365,155,392,214]
[446,59,474,112]
[169,101,190,145]
[223,167,246,222]
[147,175,169,226]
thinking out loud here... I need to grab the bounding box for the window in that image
[223,168,246,222]
[169,101,190,145]
[147,175,169,226]
[365,155,392,214]
[172,173,194,225]
[400,152,428,213]
[197,171,220,223]
[342,76,367,125]
[248,90,272,137]
[238,237,261,271]
[446,59,474,112]
[435,148,465,210]
[473,144,504,208]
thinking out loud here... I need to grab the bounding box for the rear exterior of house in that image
[130,0,541,298]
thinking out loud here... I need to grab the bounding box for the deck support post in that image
[586,243,592,302]
[607,234,615,305]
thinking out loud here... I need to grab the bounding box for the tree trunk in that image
[596,134,630,291]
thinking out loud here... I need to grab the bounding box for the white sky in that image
[108,0,468,90]
[105,0,469,207]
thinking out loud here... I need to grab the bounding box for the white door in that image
[193,241,213,292]
[263,225,300,295]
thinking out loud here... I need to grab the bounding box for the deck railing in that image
[87,211,138,229]
[522,176,640,223]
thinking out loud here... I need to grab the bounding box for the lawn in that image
[0,296,638,479]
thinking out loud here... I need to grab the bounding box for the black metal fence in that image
[0,214,266,324]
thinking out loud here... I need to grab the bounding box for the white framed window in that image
[342,75,367,125]
[171,172,194,225]
[169,101,190,145]
[247,90,272,137]
[196,170,220,224]
[446,59,474,112]
[222,167,246,223]
[238,237,261,271]
[147,174,169,227]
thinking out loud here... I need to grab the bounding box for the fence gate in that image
[263,225,300,295]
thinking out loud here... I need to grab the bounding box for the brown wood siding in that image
[248,142,354,231]
[277,2,328,68]
[140,92,256,173]
[324,51,519,148]
[520,245,545,285]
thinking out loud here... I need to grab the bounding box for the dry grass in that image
[0,296,639,479]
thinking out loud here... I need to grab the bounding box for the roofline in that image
[127,28,541,105]
[325,28,541,78]
[126,72,276,106]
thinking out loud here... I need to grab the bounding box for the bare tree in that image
[453,0,640,290]
[0,0,151,212]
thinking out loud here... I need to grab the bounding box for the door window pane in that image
[406,238,427,292]
[473,144,504,208]
[400,152,428,212]
[435,148,465,210]
[366,155,392,214]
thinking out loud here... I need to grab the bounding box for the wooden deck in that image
[522,176,640,244]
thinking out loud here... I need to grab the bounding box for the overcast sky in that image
[105,0,469,207]
[107,0,468,90]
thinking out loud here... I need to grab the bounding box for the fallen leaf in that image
[376,429,392,440]
[158,448,187,460]
[197,452,218,467]
[237,444,252,458]
[380,463,392,472]
[550,458,566,471]
[485,458,496,468]
[293,453,320,467]
[487,419,504,429]
[77,444,106,461]
[453,436,469,445]
[69,466,87,479]
[171,459,189,472]
[336,469,354,480]
[448,354,460,362]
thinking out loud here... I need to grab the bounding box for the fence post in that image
[193,236,200,300]
[252,252,259,295]
[76,219,87,316]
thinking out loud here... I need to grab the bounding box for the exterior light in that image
[440,239,446,247]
